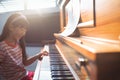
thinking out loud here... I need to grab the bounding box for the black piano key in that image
[49,44,75,80]
[49,55,61,58]
[51,67,69,71]
[50,55,62,58]
[50,57,64,61]
[49,45,56,49]
[49,46,57,50]
[52,74,73,77]
[51,65,68,68]
[50,58,64,62]
[49,49,59,53]
[49,54,61,57]
[51,71,71,74]
[51,48,58,51]
[51,71,73,77]
[50,61,66,65]
[52,77,75,80]
[51,65,69,71]
[50,52,59,54]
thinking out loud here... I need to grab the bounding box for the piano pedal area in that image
[49,44,75,80]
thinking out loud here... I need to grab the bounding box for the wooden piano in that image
[33,0,120,80]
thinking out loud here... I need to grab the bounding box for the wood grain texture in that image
[55,0,120,80]
[78,0,120,40]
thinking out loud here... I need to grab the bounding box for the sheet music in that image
[60,0,80,37]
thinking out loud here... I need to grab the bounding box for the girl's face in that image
[9,16,29,40]
[12,24,27,40]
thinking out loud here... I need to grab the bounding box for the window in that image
[0,0,24,13]
[27,0,56,9]
[0,0,57,13]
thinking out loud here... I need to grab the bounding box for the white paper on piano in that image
[60,0,80,37]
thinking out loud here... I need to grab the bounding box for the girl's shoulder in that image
[0,41,5,46]
[0,41,10,56]
[0,41,7,51]
[0,41,6,46]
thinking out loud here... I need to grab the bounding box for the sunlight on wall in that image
[27,0,56,9]
[0,0,56,13]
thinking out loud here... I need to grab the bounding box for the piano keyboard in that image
[33,44,76,80]
[33,45,52,80]
[50,44,76,80]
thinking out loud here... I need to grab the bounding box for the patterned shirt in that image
[0,41,26,80]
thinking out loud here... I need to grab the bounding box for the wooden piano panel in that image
[55,35,120,80]
[78,0,120,40]
[55,0,120,80]
[55,40,91,80]
[79,0,94,23]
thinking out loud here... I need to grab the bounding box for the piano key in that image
[51,71,73,77]
[51,71,72,74]
[50,61,66,65]
[51,65,69,71]
[49,48,58,52]
[50,52,60,54]
[50,58,62,60]
[49,55,62,58]
[52,76,75,80]
[50,58,64,62]
[33,45,52,80]
[49,54,61,56]
[33,44,76,80]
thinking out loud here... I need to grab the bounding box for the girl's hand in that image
[38,51,48,60]
[41,51,49,56]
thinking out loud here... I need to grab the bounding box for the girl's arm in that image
[23,51,48,66]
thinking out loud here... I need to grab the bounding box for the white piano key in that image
[33,45,52,80]
[33,60,41,80]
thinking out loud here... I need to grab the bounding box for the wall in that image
[0,7,60,45]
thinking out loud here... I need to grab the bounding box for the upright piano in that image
[34,0,120,80]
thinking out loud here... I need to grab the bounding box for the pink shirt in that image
[0,41,26,80]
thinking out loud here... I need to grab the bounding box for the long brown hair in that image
[0,12,28,62]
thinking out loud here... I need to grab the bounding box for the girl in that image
[0,12,48,80]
